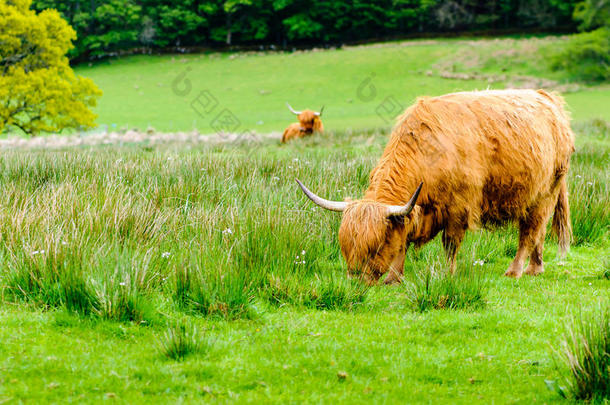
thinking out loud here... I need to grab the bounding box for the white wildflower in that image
[32,250,45,255]
[587,182,593,185]
[575,175,582,178]
[161,252,171,258]
[301,250,306,255]
[119,282,126,286]
[473,259,485,266]
[223,228,233,235]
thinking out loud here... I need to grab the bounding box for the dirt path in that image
[0,130,283,150]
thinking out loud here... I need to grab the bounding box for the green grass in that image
[0,37,608,402]
[0,118,608,403]
[404,263,487,312]
[158,320,212,361]
[556,307,610,401]
[75,36,610,135]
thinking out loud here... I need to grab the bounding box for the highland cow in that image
[296,89,574,284]
[281,103,324,143]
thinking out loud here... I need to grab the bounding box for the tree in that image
[573,0,610,30]
[0,0,102,136]
[81,0,142,57]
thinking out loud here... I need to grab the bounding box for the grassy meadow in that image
[0,36,609,403]
[77,36,610,134]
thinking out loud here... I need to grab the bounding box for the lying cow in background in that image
[296,89,574,284]
[281,103,324,143]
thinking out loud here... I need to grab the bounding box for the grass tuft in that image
[174,267,256,320]
[92,275,158,324]
[61,271,99,316]
[158,321,211,361]
[557,307,610,401]
[404,264,487,312]
[265,272,369,310]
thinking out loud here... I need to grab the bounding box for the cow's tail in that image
[552,177,572,258]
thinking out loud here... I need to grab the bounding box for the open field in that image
[77,37,610,134]
[0,35,609,403]
[0,117,608,402]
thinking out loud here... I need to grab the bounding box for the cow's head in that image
[287,103,324,133]
[296,179,422,284]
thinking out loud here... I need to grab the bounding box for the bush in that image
[557,308,610,401]
[549,28,610,82]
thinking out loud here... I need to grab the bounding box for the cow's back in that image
[367,89,575,228]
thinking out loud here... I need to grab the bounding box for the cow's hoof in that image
[503,269,522,279]
[524,264,544,276]
[383,276,403,285]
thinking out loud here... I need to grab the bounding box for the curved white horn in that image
[314,106,324,117]
[296,179,347,212]
[386,182,423,217]
[286,102,301,115]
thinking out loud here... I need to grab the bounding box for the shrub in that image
[557,308,610,401]
[404,265,487,312]
[549,28,610,82]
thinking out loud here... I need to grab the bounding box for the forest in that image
[32,0,582,59]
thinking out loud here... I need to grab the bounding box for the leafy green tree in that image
[138,0,207,47]
[81,0,142,57]
[550,27,610,81]
[573,0,610,30]
[0,0,102,135]
[29,0,584,59]
[549,0,610,82]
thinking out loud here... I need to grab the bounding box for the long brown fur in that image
[336,89,575,283]
[281,110,324,143]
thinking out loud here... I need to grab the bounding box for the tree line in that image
[31,0,580,60]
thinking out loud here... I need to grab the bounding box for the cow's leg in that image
[505,198,555,278]
[384,248,407,285]
[504,223,534,278]
[442,227,466,274]
[524,198,556,276]
[524,241,545,276]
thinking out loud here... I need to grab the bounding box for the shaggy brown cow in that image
[296,89,574,284]
[281,103,324,143]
